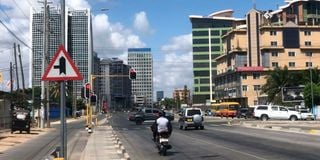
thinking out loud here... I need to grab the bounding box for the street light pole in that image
[309,56,314,110]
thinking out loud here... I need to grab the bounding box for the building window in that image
[305,41,312,46]
[306,62,312,67]
[253,73,260,79]
[242,74,247,80]
[272,62,278,67]
[271,52,278,57]
[289,62,295,67]
[270,31,277,36]
[304,30,311,36]
[305,52,312,57]
[242,85,247,91]
[288,51,295,57]
[271,41,277,46]
[254,85,261,91]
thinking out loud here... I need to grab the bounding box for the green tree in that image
[303,83,320,109]
[261,66,291,103]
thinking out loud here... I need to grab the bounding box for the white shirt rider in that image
[156,116,169,133]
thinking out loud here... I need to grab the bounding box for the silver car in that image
[178,108,204,130]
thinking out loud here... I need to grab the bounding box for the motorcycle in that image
[155,132,172,156]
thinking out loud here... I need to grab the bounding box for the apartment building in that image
[189,10,245,104]
[173,88,191,104]
[215,0,320,107]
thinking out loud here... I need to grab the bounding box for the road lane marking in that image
[176,131,268,160]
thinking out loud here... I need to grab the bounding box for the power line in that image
[0,7,30,45]
[12,0,30,19]
[0,19,31,49]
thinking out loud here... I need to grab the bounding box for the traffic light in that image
[129,68,136,80]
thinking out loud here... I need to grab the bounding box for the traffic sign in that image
[42,45,83,81]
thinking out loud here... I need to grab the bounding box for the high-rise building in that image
[128,48,153,107]
[215,0,320,106]
[30,8,94,98]
[189,10,245,104]
[99,58,132,110]
[156,91,164,102]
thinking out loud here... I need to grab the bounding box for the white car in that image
[253,105,301,121]
[178,107,204,130]
[300,109,315,120]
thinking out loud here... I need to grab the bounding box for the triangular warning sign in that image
[42,45,83,81]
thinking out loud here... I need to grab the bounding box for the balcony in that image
[229,47,247,54]
[300,45,320,50]
[260,45,284,50]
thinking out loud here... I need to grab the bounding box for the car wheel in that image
[290,115,297,121]
[261,115,268,121]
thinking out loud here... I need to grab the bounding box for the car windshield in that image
[300,110,309,113]
[187,109,201,116]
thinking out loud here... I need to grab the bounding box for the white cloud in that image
[154,34,193,98]
[0,0,146,91]
[133,11,153,35]
[92,13,146,59]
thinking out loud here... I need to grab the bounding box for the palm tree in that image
[261,66,292,104]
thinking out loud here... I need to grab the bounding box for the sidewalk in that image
[80,117,130,160]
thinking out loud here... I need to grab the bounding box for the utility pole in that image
[40,0,47,129]
[45,4,50,128]
[17,44,25,94]
[13,43,20,91]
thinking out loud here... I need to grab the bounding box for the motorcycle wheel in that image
[159,146,167,156]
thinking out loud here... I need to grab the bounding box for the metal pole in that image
[309,56,314,110]
[61,0,66,158]
[60,82,66,159]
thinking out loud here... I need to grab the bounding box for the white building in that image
[128,48,153,107]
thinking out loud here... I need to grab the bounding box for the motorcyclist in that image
[151,110,172,142]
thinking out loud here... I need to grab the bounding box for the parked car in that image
[300,109,315,120]
[178,107,204,130]
[164,111,174,121]
[236,108,254,119]
[253,105,301,121]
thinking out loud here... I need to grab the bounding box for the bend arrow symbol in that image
[53,57,66,75]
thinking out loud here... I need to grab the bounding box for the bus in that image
[210,102,240,118]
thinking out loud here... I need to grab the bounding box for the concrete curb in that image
[80,116,131,160]
[241,122,320,136]
[111,127,131,160]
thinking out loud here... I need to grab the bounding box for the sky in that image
[0,0,287,98]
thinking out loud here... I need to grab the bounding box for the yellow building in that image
[215,0,320,107]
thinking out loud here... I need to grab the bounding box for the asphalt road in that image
[110,112,320,160]
[0,115,104,160]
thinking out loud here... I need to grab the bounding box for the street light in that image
[309,55,314,110]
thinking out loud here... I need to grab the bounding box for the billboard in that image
[282,86,304,102]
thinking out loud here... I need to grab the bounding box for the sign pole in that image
[60,81,66,158]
